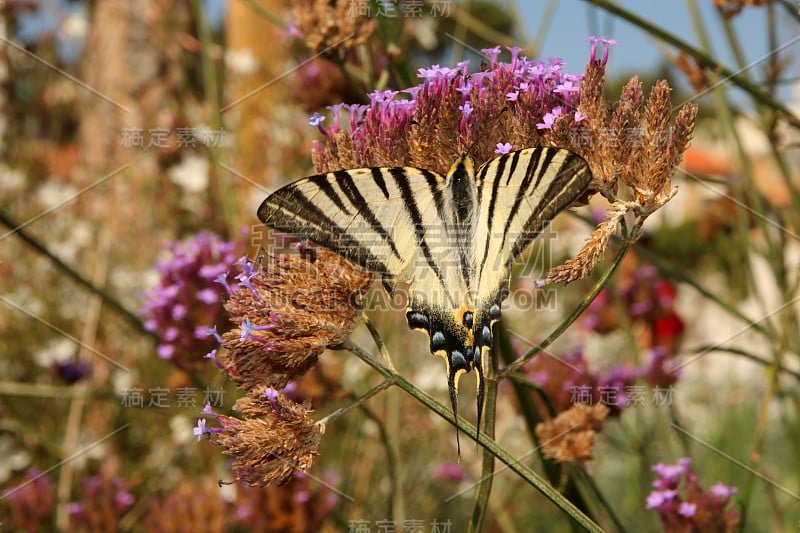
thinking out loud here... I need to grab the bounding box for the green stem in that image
[343,341,605,533]
[687,345,800,381]
[236,0,286,27]
[358,404,404,522]
[468,345,498,533]
[191,0,236,236]
[0,210,152,338]
[498,230,633,378]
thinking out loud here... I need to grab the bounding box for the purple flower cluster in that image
[310,39,616,166]
[523,346,639,415]
[66,475,135,520]
[1,468,56,531]
[647,458,740,532]
[582,257,685,388]
[140,230,246,370]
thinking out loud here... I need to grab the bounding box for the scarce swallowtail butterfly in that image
[258,147,593,445]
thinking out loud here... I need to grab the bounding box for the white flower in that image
[60,10,89,40]
[225,48,260,75]
[169,155,209,194]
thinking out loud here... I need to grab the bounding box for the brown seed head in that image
[211,389,324,486]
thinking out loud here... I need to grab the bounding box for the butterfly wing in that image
[469,147,593,430]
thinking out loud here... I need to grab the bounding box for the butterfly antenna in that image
[447,368,461,459]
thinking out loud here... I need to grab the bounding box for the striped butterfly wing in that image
[468,147,592,432]
[257,166,468,307]
[257,148,593,447]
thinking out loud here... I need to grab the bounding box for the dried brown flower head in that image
[217,245,373,392]
[535,402,610,463]
[292,0,376,54]
[543,66,698,285]
[210,388,324,486]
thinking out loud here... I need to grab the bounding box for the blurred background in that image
[1,1,799,531]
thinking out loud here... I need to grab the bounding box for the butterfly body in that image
[258,147,592,439]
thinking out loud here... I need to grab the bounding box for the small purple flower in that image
[213,271,232,294]
[458,102,473,117]
[264,387,280,412]
[65,502,84,516]
[651,461,687,482]
[709,482,738,500]
[646,489,678,509]
[587,36,617,66]
[435,462,467,483]
[506,45,525,68]
[157,344,175,360]
[678,501,697,517]
[575,110,587,122]
[201,402,216,415]
[204,348,226,369]
[309,112,324,127]
[309,112,327,136]
[206,325,223,344]
[480,46,502,69]
[537,107,563,129]
[194,418,208,441]
[284,23,302,38]
[495,142,512,155]
[196,288,218,305]
[115,490,135,510]
[51,358,92,384]
[506,91,519,102]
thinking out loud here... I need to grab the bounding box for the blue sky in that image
[519,1,799,102]
[17,0,799,104]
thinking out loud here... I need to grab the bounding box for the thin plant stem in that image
[0,210,153,338]
[498,227,634,379]
[317,379,394,426]
[342,340,605,533]
[468,344,498,533]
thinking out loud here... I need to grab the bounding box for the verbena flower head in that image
[212,246,372,392]
[535,402,610,463]
[139,230,246,370]
[67,475,135,530]
[1,468,56,532]
[198,245,371,485]
[291,0,376,53]
[646,458,740,532]
[206,388,323,486]
[309,42,697,286]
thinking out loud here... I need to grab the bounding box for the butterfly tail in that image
[447,366,461,459]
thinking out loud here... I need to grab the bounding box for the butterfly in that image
[258,147,593,445]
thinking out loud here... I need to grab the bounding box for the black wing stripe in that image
[509,154,592,260]
[335,170,403,261]
[370,167,391,199]
[477,151,513,282]
[314,172,352,215]
[448,160,474,290]
[389,167,455,308]
[260,186,390,274]
[422,169,448,226]
[498,148,548,256]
